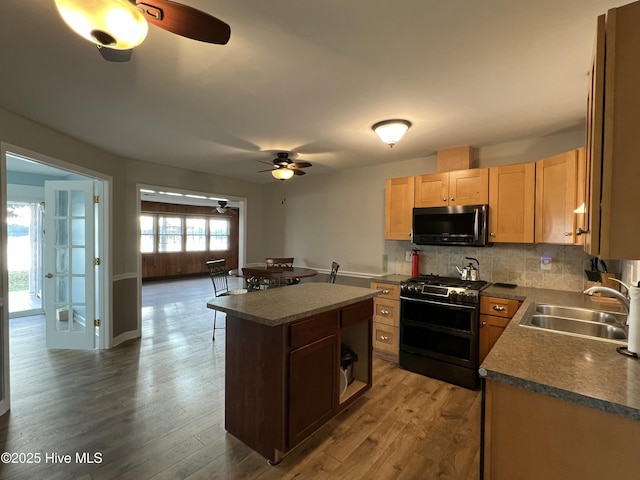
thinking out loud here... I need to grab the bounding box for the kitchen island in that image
[479,285,640,479]
[207,282,380,464]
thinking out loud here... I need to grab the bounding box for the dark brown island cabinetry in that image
[224,298,373,464]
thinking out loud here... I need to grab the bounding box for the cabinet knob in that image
[442,197,447,202]
[380,309,389,315]
[381,289,390,294]
[481,321,487,326]
[493,305,505,311]
[380,335,389,341]
[564,232,572,237]
[490,232,496,237]
[575,227,587,236]
[450,197,455,201]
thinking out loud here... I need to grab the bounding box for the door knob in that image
[45,273,53,278]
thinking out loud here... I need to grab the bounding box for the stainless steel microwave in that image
[412,204,489,246]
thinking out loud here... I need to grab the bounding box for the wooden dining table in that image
[229,266,318,281]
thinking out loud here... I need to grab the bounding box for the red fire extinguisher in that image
[411,248,420,277]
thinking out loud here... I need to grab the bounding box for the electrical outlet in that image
[405,251,412,262]
[540,256,552,271]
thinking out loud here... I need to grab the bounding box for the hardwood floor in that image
[0,277,481,480]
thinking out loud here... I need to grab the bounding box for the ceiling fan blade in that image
[136,0,231,45]
[292,161,312,169]
[97,46,132,62]
[257,160,275,166]
[257,168,275,173]
[293,169,306,176]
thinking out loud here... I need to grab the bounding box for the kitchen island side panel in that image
[225,315,287,459]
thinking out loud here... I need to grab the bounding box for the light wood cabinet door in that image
[415,169,488,208]
[449,168,489,206]
[535,150,578,244]
[384,177,414,240]
[488,163,535,243]
[479,314,511,364]
[415,172,449,207]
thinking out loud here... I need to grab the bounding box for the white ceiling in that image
[0,1,627,184]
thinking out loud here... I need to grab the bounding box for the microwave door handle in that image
[474,208,479,240]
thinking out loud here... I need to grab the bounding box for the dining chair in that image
[266,257,298,284]
[206,259,247,341]
[242,267,284,291]
[329,261,340,283]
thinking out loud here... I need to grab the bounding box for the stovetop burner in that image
[407,274,488,290]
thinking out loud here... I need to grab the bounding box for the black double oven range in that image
[399,274,488,389]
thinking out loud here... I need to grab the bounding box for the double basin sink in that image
[520,304,627,343]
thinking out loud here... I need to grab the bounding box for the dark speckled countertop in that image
[207,283,380,326]
[480,285,640,420]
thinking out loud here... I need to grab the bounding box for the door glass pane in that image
[56,219,69,245]
[72,277,85,304]
[55,191,69,216]
[56,248,69,274]
[56,276,69,303]
[71,219,85,246]
[72,248,85,275]
[55,306,70,332]
[71,190,85,216]
[72,306,86,332]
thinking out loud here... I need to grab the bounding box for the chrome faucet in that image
[583,286,630,314]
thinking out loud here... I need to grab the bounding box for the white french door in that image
[44,180,95,349]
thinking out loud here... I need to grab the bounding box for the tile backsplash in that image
[385,242,621,292]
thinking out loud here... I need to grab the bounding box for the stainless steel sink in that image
[520,304,628,343]
[535,304,627,326]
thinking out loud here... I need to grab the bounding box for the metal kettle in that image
[456,257,480,281]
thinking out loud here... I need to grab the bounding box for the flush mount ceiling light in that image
[54,0,149,50]
[272,168,295,180]
[372,119,412,147]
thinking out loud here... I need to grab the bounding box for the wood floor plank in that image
[0,276,480,480]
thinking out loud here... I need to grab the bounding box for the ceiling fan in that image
[258,152,312,180]
[215,200,237,214]
[54,0,231,62]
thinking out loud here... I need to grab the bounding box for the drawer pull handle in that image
[380,335,389,341]
[380,309,389,315]
[381,289,390,294]
[481,321,487,326]
[493,305,505,311]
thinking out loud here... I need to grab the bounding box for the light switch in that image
[405,251,412,262]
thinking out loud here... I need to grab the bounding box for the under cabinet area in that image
[479,296,521,364]
[370,281,400,362]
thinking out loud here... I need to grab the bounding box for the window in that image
[186,217,207,252]
[209,218,230,250]
[140,213,231,253]
[140,215,155,253]
[158,216,183,252]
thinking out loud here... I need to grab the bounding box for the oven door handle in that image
[400,296,478,311]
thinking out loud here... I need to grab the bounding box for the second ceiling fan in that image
[258,152,312,180]
[55,0,231,62]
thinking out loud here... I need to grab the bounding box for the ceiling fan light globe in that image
[272,168,294,180]
[372,119,412,147]
[55,0,148,50]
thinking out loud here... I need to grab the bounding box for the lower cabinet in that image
[370,281,400,362]
[225,299,372,463]
[479,296,521,364]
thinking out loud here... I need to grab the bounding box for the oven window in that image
[402,301,475,333]
[401,325,472,361]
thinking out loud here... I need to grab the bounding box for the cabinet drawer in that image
[341,299,373,329]
[373,322,399,354]
[290,310,339,349]
[370,282,400,300]
[373,298,399,327]
[480,296,522,318]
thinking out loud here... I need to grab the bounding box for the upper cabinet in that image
[585,3,640,259]
[415,168,489,208]
[535,149,584,245]
[384,177,414,240]
[488,162,535,243]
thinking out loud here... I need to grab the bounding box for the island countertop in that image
[207,282,381,326]
[480,285,640,420]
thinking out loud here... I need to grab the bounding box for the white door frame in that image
[0,142,112,415]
